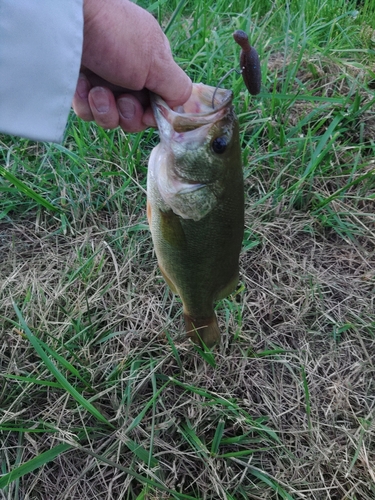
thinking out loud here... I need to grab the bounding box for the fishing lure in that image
[233,30,261,96]
[212,30,261,108]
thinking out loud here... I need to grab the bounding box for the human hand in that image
[72,0,192,133]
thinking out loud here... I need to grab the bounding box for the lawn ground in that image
[1,0,375,498]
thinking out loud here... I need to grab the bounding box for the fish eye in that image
[211,136,227,154]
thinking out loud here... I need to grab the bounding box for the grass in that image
[1,0,375,498]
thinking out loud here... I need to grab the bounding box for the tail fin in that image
[184,313,220,348]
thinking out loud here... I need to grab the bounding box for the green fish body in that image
[147,83,244,347]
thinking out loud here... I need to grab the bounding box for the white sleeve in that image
[0,0,83,143]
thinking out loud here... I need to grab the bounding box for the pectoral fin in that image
[159,209,186,249]
[147,200,152,225]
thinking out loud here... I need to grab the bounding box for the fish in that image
[147,83,244,348]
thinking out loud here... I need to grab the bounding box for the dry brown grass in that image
[1,21,375,500]
[1,185,375,498]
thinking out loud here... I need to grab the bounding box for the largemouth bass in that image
[147,83,244,347]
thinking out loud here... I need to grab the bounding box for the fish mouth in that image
[151,83,233,138]
[150,83,234,219]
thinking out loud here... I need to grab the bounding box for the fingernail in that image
[118,97,136,120]
[76,76,89,99]
[91,87,110,113]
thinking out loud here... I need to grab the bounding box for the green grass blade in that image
[302,113,343,176]
[0,165,61,213]
[218,447,273,458]
[179,422,209,457]
[125,382,169,434]
[248,467,294,500]
[301,366,311,431]
[164,377,279,441]
[37,338,93,390]
[73,445,199,500]
[286,113,343,194]
[2,374,62,388]
[0,443,72,489]
[135,488,148,500]
[164,329,183,373]
[163,0,187,35]
[312,169,375,211]
[193,341,216,367]
[13,302,114,428]
[210,419,225,456]
[124,438,158,468]
[0,426,57,433]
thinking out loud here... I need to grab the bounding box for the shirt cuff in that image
[0,0,83,143]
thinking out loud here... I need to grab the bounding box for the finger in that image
[117,94,149,133]
[142,107,157,129]
[81,67,153,107]
[80,68,132,95]
[88,87,119,129]
[72,73,94,121]
[145,35,192,108]
[82,0,192,109]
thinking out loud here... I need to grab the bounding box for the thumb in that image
[82,0,191,107]
[144,34,192,108]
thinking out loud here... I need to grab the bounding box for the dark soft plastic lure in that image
[233,30,261,95]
